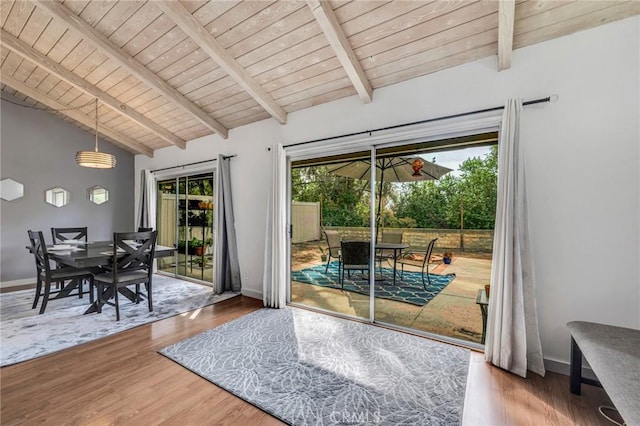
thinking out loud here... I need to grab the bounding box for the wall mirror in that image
[88,185,109,205]
[45,187,70,207]
[0,178,24,201]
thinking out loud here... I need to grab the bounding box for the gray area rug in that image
[160,307,469,425]
[0,275,238,367]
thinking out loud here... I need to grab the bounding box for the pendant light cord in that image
[94,98,99,153]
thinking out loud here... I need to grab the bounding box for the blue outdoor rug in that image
[291,261,455,306]
[160,307,469,425]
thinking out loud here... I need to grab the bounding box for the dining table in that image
[36,240,176,314]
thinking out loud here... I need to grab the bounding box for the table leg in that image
[392,249,398,286]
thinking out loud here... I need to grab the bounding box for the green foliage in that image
[292,146,498,230]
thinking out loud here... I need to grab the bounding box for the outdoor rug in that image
[160,307,470,425]
[0,275,239,367]
[291,261,456,306]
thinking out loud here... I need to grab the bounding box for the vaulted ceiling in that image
[1,1,638,157]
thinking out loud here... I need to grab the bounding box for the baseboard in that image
[1,278,36,289]
[544,356,597,381]
[241,288,263,300]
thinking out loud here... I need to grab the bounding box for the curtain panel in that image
[214,155,242,294]
[137,169,156,231]
[263,144,288,308]
[485,99,545,378]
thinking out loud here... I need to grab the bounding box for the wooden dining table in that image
[40,241,176,314]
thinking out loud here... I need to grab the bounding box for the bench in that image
[568,321,640,425]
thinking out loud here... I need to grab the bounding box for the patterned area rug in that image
[160,307,469,426]
[0,275,239,367]
[291,261,456,306]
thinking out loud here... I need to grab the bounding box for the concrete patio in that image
[291,241,492,344]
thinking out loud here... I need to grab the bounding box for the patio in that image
[291,241,492,344]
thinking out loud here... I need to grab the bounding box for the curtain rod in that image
[284,95,554,148]
[150,154,236,173]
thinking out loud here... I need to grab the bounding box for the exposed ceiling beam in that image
[33,0,228,139]
[0,74,153,157]
[498,0,515,71]
[0,29,187,150]
[156,1,287,125]
[307,0,373,103]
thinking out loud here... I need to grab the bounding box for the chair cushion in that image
[47,267,92,280]
[94,270,149,284]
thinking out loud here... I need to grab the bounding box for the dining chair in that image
[396,238,439,290]
[93,231,157,321]
[51,227,88,244]
[27,230,95,314]
[339,241,370,288]
[51,227,89,296]
[323,229,342,273]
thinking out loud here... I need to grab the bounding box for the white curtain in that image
[214,155,241,293]
[263,144,288,308]
[137,169,156,231]
[485,98,545,378]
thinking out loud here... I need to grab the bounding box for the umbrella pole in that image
[376,168,384,243]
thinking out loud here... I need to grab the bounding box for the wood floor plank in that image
[1,295,612,425]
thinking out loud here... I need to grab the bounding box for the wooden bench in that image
[568,321,640,425]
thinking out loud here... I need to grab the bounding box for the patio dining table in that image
[374,242,409,286]
[36,241,176,314]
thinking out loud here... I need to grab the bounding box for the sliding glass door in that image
[156,171,215,284]
[290,150,372,320]
[288,133,497,347]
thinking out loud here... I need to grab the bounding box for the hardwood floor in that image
[1,295,611,425]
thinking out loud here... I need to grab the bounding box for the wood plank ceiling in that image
[1,0,638,157]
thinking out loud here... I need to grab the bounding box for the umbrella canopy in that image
[325,156,452,239]
[326,156,452,183]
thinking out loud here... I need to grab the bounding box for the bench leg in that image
[570,337,582,395]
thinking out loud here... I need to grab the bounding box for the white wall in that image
[136,17,640,367]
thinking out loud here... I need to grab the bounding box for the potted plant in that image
[443,251,453,264]
[318,245,327,262]
[188,237,205,256]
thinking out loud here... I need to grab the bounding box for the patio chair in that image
[339,241,370,288]
[375,230,404,268]
[323,229,342,273]
[396,238,438,290]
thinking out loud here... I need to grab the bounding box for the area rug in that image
[160,307,469,425]
[291,261,456,306]
[0,275,239,367]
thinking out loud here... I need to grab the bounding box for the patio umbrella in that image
[325,156,452,240]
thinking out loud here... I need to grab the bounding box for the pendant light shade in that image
[75,150,116,168]
[76,99,116,169]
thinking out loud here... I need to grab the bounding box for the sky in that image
[423,145,492,177]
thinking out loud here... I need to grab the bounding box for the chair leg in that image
[135,284,140,304]
[147,281,153,312]
[32,276,42,309]
[39,279,52,314]
[114,287,120,321]
[78,278,83,298]
[325,255,331,274]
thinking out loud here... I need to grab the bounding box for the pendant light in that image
[76,98,116,169]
